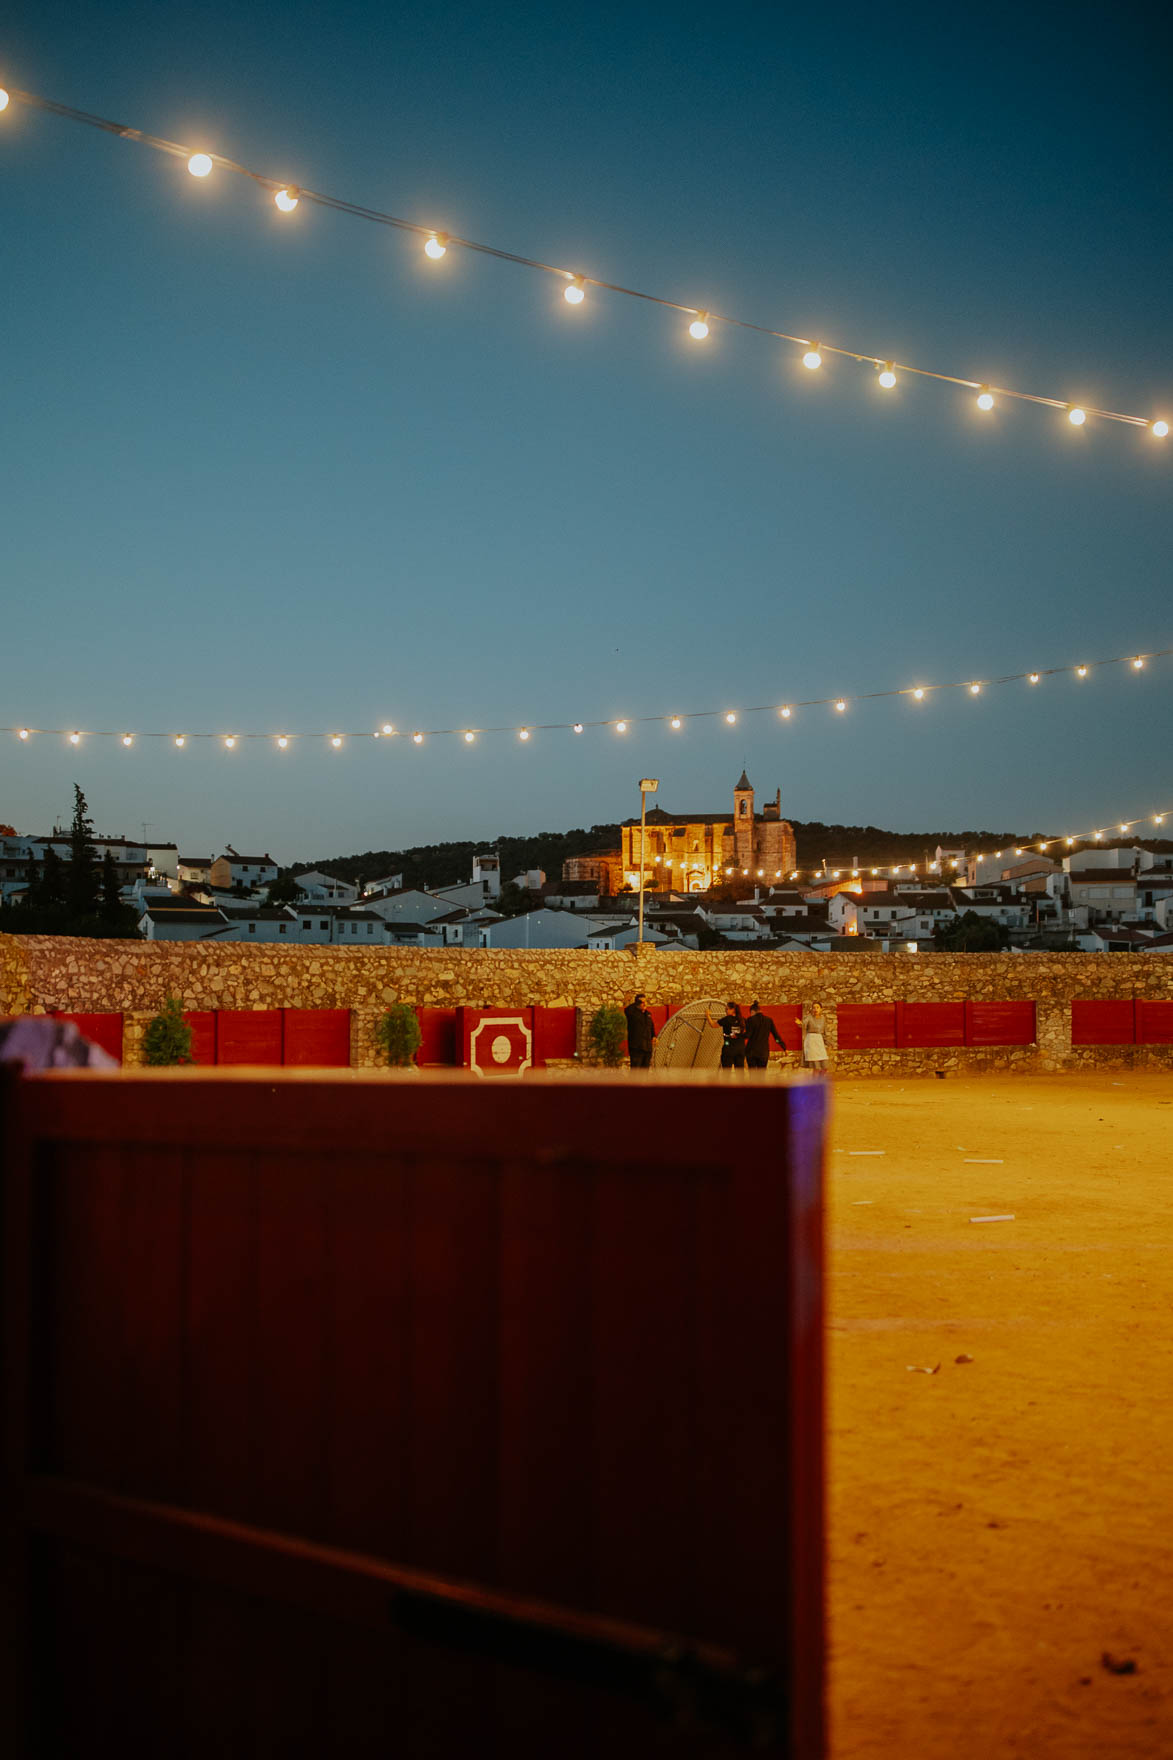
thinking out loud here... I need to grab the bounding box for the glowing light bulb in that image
[424,234,447,259]
[412,732,424,744]
[0,88,9,113]
[878,363,896,389]
[121,734,133,747]
[1094,830,1103,840]
[969,683,981,695]
[1014,847,1023,856]
[615,720,627,733]
[277,736,288,749]
[225,735,236,749]
[381,723,394,735]
[1066,837,1075,846]
[834,699,846,713]
[1132,657,1144,670]
[18,728,28,740]
[1029,672,1040,683]
[331,736,342,748]
[912,688,925,700]
[187,153,213,178]
[977,388,995,411]
[670,716,682,729]
[724,711,737,725]
[69,732,80,745]
[518,728,530,740]
[1039,842,1048,851]
[274,187,299,213]
[688,314,709,341]
[776,870,782,878]
[1153,420,1169,438]
[1076,665,1088,678]
[1155,815,1165,825]
[1068,406,1086,426]
[572,723,584,733]
[780,706,791,719]
[563,277,585,305]
[463,731,475,744]
[174,736,185,747]
[802,346,822,370]
[1119,823,1128,833]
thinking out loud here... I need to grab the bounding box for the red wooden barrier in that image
[531,1005,578,1065]
[1135,1000,1173,1045]
[1071,999,1135,1045]
[460,1008,534,1076]
[897,1001,965,1048]
[214,1009,283,1066]
[416,1005,459,1065]
[51,1013,123,1064]
[840,1000,1036,1050]
[965,1000,1036,1046]
[1,1068,827,1756]
[281,1008,351,1067]
[837,1003,897,1049]
[183,1010,216,1065]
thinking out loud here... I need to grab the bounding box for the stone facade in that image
[620,773,796,894]
[3,932,1172,1073]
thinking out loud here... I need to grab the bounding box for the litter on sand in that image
[954,1354,975,1364]
[964,1157,1004,1164]
[906,1363,941,1375]
[849,1150,886,1156]
[971,1214,1015,1223]
[851,1200,874,1205]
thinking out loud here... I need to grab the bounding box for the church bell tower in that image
[733,771,755,872]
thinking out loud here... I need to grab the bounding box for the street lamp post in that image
[637,779,659,947]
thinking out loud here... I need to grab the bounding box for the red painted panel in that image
[737,1003,802,1053]
[460,1007,535,1075]
[54,1012,124,1064]
[184,1011,216,1066]
[531,1006,578,1065]
[1071,999,1134,1046]
[965,1000,1037,1046]
[215,1010,283,1065]
[898,1001,966,1048]
[282,1008,350,1067]
[1136,999,1173,1045]
[837,1002,897,1049]
[416,1007,459,1066]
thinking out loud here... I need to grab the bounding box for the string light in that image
[331,735,342,748]
[5,86,1167,452]
[878,363,896,389]
[1068,406,1087,426]
[274,187,298,212]
[174,736,185,747]
[518,727,530,740]
[412,731,424,744]
[121,734,133,747]
[18,728,28,740]
[463,730,475,743]
[6,639,1164,756]
[563,277,585,305]
[0,88,9,113]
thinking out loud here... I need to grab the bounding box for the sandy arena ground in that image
[825,1071,1173,1760]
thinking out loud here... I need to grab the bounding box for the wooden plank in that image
[52,1012,124,1064]
[531,1005,578,1065]
[215,1009,284,1066]
[183,1009,216,1066]
[1070,998,1135,1045]
[1135,999,1173,1045]
[965,1000,1036,1046]
[184,1153,259,1525]
[416,1006,459,1066]
[282,1008,351,1067]
[836,1002,896,1049]
[897,1001,965,1048]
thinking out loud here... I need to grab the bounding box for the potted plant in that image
[141,994,195,1066]
[586,1004,627,1068]
[374,1003,422,1068]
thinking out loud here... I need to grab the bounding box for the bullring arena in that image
[826,1071,1172,1759]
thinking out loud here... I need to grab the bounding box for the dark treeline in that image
[0,785,141,939]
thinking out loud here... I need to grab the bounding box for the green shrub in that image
[141,995,194,1066]
[375,1003,422,1067]
[586,1004,627,1067]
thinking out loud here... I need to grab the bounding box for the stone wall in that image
[2,934,1171,1073]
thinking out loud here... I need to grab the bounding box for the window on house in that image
[320,921,328,931]
[366,923,373,934]
[279,924,287,933]
[248,922,256,934]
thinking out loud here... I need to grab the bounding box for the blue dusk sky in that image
[2,1,1170,863]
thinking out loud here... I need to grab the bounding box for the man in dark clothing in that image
[744,1000,785,1070]
[623,993,656,1069]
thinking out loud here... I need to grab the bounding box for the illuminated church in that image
[620,772,797,893]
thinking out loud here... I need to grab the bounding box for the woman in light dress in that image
[801,1001,829,1074]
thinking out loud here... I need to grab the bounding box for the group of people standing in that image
[623,995,830,1074]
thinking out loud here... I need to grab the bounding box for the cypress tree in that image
[66,784,101,920]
